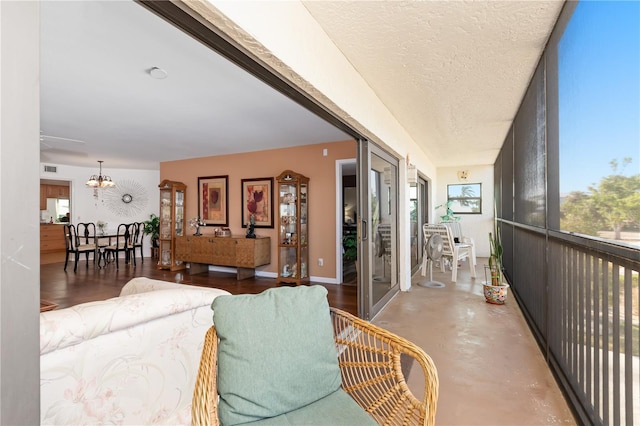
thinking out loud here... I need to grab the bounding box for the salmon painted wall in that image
[160,140,356,280]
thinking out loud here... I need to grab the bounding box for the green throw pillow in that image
[211,285,342,426]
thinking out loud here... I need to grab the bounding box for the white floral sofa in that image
[40,277,230,425]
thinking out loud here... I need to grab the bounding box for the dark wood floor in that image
[41,255,358,315]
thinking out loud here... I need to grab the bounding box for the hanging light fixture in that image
[86,160,115,188]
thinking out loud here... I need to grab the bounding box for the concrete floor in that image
[372,258,577,425]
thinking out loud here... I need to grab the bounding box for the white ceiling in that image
[40,0,564,171]
[39,0,350,170]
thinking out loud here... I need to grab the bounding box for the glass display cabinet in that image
[276,170,309,285]
[158,179,186,271]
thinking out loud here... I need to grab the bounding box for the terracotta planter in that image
[483,283,509,304]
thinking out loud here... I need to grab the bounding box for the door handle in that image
[361,219,367,241]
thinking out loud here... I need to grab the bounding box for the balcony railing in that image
[503,222,639,425]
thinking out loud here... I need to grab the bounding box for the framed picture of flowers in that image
[241,177,274,228]
[198,175,228,226]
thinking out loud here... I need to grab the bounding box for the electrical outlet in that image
[318,258,323,266]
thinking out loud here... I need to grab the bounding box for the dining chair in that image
[104,223,134,269]
[129,222,144,264]
[63,224,97,272]
[76,222,97,267]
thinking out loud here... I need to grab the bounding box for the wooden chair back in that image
[63,224,97,272]
[63,224,78,251]
[132,222,144,246]
[76,222,96,246]
[114,223,133,249]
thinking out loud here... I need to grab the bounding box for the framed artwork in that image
[198,176,228,226]
[241,177,274,228]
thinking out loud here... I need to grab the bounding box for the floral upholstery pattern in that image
[40,278,229,425]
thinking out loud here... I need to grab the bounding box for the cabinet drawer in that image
[40,240,66,251]
[40,225,66,253]
[40,226,66,240]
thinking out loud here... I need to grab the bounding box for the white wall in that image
[436,165,494,258]
[40,163,160,256]
[0,1,41,422]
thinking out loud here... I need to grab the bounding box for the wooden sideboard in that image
[175,235,270,280]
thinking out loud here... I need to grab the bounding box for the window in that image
[557,1,639,246]
[447,183,481,214]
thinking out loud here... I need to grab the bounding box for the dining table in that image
[94,231,120,268]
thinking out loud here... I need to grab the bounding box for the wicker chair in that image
[192,307,439,426]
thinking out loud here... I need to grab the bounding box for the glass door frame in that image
[411,175,429,274]
[357,139,400,320]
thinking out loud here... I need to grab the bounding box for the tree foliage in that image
[561,158,640,239]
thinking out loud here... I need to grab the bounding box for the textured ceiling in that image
[39,0,564,170]
[302,0,564,166]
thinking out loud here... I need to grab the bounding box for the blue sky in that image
[558,0,639,193]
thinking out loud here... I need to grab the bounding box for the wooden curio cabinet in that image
[276,170,309,285]
[158,179,186,271]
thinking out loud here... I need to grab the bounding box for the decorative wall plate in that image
[103,179,149,217]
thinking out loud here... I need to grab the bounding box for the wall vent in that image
[43,165,57,173]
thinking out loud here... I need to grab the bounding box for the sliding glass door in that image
[357,140,399,319]
[410,176,429,273]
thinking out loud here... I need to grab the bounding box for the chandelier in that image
[86,160,115,188]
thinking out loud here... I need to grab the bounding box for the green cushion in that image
[240,389,377,425]
[212,285,342,426]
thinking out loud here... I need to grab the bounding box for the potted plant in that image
[342,234,357,262]
[483,224,509,304]
[143,213,160,248]
[342,233,358,278]
[435,201,460,222]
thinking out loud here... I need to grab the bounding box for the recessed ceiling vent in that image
[43,165,57,173]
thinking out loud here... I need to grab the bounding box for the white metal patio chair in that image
[375,223,392,278]
[421,223,476,282]
[440,221,477,266]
